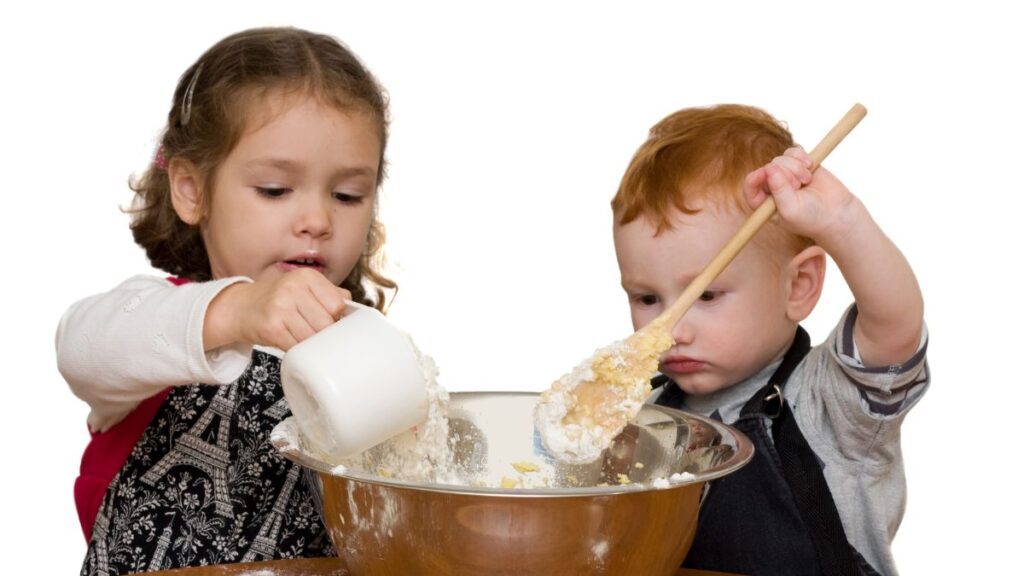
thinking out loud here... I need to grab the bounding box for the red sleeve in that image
[75,388,171,541]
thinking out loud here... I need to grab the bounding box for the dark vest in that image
[656,327,880,576]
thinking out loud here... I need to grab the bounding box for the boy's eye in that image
[699,291,720,302]
[332,192,364,204]
[256,186,289,198]
[636,294,660,306]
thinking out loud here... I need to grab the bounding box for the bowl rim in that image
[273,390,754,497]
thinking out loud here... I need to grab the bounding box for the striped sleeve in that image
[831,304,929,417]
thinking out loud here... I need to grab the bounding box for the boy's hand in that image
[205,268,350,351]
[743,146,858,246]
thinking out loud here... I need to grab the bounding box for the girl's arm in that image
[56,275,253,432]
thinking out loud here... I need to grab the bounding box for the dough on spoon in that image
[534,325,672,464]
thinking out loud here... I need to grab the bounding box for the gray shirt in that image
[650,305,929,575]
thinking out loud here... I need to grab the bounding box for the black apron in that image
[80,349,334,575]
[655,327,881,576]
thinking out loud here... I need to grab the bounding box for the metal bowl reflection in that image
[273,391,752,576]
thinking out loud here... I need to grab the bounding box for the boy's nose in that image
[670,315,696,345]
[296,195,332,238]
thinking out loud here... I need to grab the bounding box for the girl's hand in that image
[743,146,858,246]
[206,268,350,351]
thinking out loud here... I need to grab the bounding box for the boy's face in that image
[200,92,381,286]
[614,203,798,396]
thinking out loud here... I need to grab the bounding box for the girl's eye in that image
[699,291,721,302]
[332,192,364,205]
[256,187,289,198]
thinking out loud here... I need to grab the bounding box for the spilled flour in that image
[649,472,697,489]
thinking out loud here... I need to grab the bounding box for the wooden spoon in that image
[536,104,868,464]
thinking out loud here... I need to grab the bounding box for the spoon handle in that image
[654,103,868,330]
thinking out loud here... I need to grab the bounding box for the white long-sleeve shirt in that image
[56,275,254,432]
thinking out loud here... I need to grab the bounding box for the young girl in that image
[56,27,396,573]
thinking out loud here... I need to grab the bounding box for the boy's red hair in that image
[612,104,812,255]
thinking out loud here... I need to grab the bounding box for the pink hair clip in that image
[155,146,169,170]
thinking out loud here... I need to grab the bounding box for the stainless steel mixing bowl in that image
[272,391,753,576]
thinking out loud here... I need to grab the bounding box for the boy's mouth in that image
[660,356,706,374]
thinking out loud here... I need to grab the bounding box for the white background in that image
[2,1,1020,572]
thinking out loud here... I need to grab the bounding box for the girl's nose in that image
[296,194,332,238]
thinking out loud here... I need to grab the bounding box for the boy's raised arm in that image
[745,148,924,367]
[815,193,924,367]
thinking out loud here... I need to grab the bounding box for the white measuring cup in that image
[281,301,429,461]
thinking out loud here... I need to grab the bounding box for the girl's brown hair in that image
[612,104,812,256]
[129,27,395,310]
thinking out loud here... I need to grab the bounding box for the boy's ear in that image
[168,158,205,225]
[785,245,827,323]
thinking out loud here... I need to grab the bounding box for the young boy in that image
[611,104,927,575]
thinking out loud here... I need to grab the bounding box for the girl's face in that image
[201,92,380,285]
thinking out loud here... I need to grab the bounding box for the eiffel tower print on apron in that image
[80,350,336,575]
[141,383,239,518]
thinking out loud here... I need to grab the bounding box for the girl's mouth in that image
[278,256,325,272]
